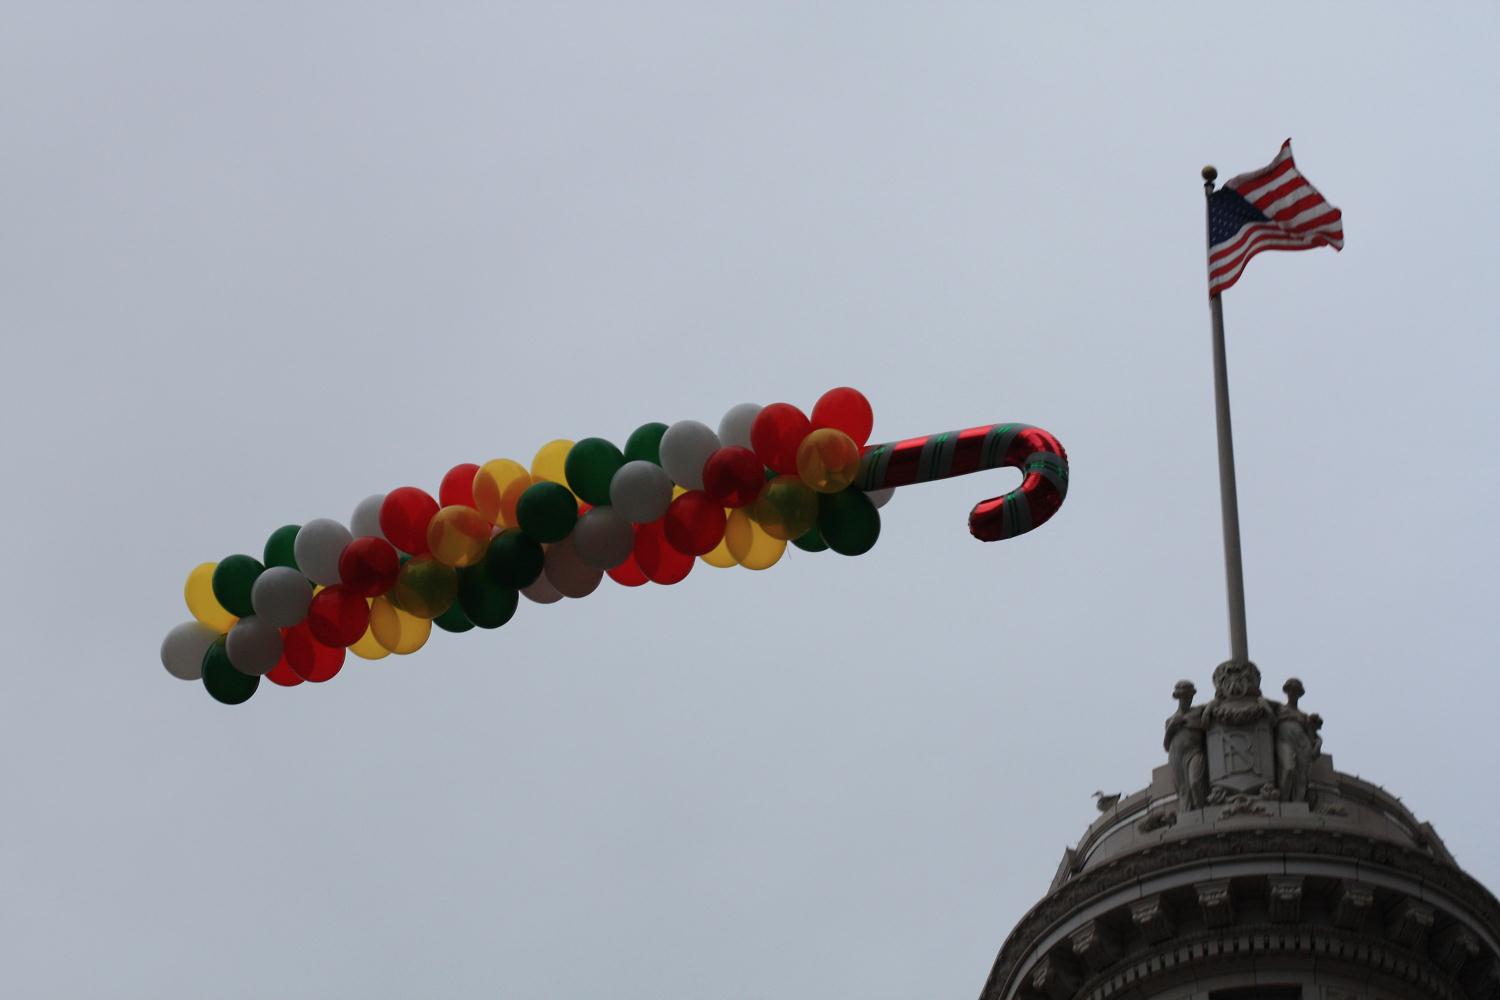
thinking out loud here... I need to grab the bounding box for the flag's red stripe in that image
[1209,232,1328,280]
[1209,240,1327,290]
[1230,156,1296,198]
[1248,171,1308,210]
[1291,208,1341,231]
[1271,192,1329,222]
[1210,221,1279,263]
[1210,206,1342,266]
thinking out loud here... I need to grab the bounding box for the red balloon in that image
[606,553,649,588]
[338,536,400,597]
[282,622,346,682]
[750,403,812,475]
[439,463,480,508]
[633,521,694,585]
[306,585,370,647]
[810,386,874,447]
[663,491,726,556]
[380,487,440,554]
[702,446,765,508]
[265,648,304,687]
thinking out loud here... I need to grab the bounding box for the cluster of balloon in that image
[162,387,1070,706]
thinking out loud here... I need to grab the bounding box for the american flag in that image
[1206,140,1343,296]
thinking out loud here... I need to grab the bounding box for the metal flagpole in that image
[1201,164,1250,665]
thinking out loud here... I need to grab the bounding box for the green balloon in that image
[457,566,519,629]
[623,422,669,465]
[263,525,300,571]
[817,491,881,557]
[485,530,544,589]
[516,482,578,543]
[212,555,264,618]
[434,600,475,634]
[564,437,626,506]
[792,524,829,553]
[202,637,259,705]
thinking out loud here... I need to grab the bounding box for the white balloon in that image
[609,461,674,523]
[350,493,387,539]
[160,621,220,681]
[543,536,603,599]
[658,420,720,490]
[250,566,312,627]
[866,487,895,509]
[522,570,564,605]
[571,507,635,570]
[293,518,351,586]
[225,617,283,676]
[717,402,762,450]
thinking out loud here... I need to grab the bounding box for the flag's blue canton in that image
[1207,188,1268,248]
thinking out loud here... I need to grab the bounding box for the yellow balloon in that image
[700,515,738,568]
[725,509,787,571]
[427,505,491,567]
[530,439,576,495]
[795,427,862,493]
[184,562,236,632]
[473,458,532,528]
[369,596,432,655]
[350,624,390,661]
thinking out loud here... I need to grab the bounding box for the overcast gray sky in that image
[4,3,1498,998]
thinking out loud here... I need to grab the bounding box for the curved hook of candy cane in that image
[854,423,1069,542]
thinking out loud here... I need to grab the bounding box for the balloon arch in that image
[160,388,1069,705]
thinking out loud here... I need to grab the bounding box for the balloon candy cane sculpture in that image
[161,388,1069,705]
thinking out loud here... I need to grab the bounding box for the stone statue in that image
[1161,664,1325,809]
[1164,680,1209,810]
[1275,678,1315,803]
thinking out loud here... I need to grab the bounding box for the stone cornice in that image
[979,829,1500,1000]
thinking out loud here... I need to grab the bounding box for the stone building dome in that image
[978,664,1500,1000]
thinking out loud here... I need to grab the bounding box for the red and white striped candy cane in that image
[855,423,1068,541]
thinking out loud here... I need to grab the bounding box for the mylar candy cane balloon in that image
[163,388,1069,706]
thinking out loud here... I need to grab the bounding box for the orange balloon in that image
[427,505,491,567]
[795,427,861,493]
[473,459,532,528]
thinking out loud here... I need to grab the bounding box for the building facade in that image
[978,663,1500,1000]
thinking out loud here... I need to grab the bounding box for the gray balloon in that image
[608,460,674,524]
[522,570,564,605]
[717,402,762,449]
[866,487,895,509]
[350,493,387,540]
[250,566,313,627]
[571,507,636,570]
[225,616,283,676]
[658,419,720,490]
[293,517,351,585]
[544,536,603,599]
[160,621,220,681]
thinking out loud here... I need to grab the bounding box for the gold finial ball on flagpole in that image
[1202,165,1218,182]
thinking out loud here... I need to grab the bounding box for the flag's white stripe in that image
[1239,164,1301,203]
[1258,180,1318,217]
[1210,228,1329,280]
[1225,140,1294,193]
[1209,220,1278,263]
[1211,231,1339,289]
[1283,203,1340,230]
[1210,207,1342,265]
[1209,239,1319,292]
